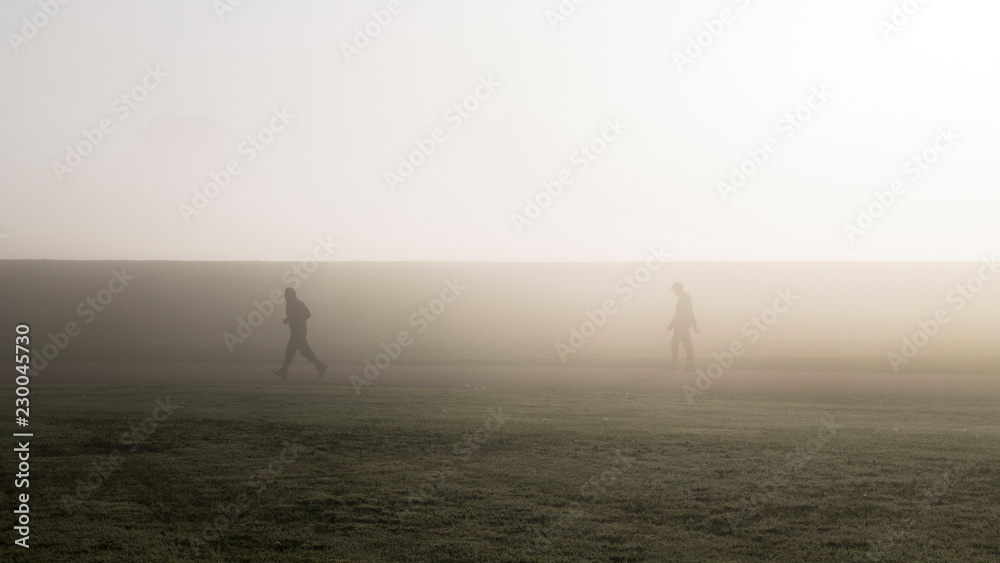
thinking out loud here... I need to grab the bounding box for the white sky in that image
[2,0,999,261]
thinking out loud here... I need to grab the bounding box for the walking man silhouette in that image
[273,287,327,379]
[668,282,699,372]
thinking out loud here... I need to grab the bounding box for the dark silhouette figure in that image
[668,282,699,371]
[273,288,327,379]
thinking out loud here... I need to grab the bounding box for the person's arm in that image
[302,303,311,321]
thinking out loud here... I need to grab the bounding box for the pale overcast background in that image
[2,0,999,261]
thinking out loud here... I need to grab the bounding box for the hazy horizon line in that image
[1,258,993,264]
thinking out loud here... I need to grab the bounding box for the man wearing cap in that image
[668,282,699,371]
[273,287,328,379]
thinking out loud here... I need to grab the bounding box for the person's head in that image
[670,282,684,296]
[284,287,296,301]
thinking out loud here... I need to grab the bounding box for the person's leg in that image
[295,331,327,377]
[281,336,298,370]
[670,332,681,368]
[274,335,298,378]
[298,337,320,366]
[682,331,695,370]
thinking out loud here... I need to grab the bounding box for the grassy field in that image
[2,383,998,562]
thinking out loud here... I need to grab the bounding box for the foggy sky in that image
[2,0,999,261]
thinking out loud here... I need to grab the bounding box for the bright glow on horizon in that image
[1,0,999,261]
